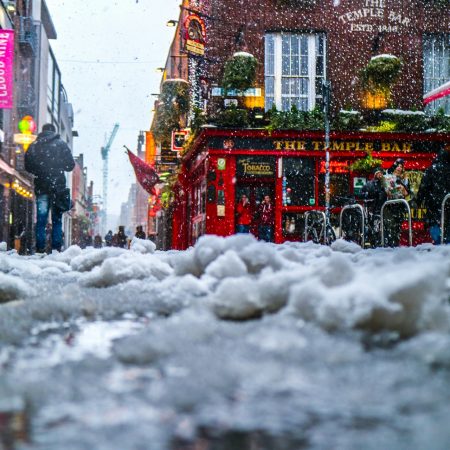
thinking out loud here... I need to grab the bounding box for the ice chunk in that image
[0,242,6,252]
[330,238,362,254]
[71,248,126,272]
[193,235,226,271]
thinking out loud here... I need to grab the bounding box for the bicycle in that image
[340,197,381,248]
[304,210,336,245]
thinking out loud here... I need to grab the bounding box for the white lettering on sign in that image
[338,1,412,33]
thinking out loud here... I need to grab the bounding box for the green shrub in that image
[222,52,258,93]
[382,109,428,132]
[428,107,450,132]
[361,55,402,93]
[334,110,363,131]
[216,105,249,128]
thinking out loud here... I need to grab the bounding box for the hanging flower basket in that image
[152,79,190,141]
[361,54,402,94]
[222,52,258,93]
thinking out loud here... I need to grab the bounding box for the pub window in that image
[423,34,450,114]
[265,33,326,111]
[282,158,315,206]
[318,173,351,207]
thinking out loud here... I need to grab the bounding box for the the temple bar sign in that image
[273,140,413,153]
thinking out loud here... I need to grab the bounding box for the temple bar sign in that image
[273,140,414,153]
[337,0,411,33]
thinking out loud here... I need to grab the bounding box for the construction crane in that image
[101,123,119,229]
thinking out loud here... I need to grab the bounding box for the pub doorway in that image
[235,181,275,238]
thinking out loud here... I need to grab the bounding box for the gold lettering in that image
[284,141,297,151]
[381,143,391,151]
[332,141,345,151]
[312,141,322,151]
[274,140,284,150]
[365,142,374,152]
[402,143,412,152]
[391,143,401,152]
[346,142,357,151]
[297,141,307,150]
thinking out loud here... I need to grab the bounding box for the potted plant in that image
[222,52,258,94]
[361,55,402,109]
[350,151,383,174]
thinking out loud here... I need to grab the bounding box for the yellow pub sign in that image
[273,140,413,153]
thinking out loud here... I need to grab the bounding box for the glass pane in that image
[282,158,315,206]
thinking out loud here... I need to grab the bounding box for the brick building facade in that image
[153,0,450,249]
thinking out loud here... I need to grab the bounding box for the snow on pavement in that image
[0,235,450,449]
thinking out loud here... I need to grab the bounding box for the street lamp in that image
[166,20,178,27]
[156,67,165,73]
[322,80,332,229]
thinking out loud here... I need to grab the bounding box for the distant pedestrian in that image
[236,194,252,233]
[104,230,113,247]
[94,235,103,248]
[135,225,146,240]
[25,123,75,253]
[257,195,274,242]
[417,146,450,244]
[114,226,128,248]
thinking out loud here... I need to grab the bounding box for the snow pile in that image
[0,272,32,303]
[80,252,173,288]
[0,235,449,339]
[0,242,6,252]
[130,237,156,254]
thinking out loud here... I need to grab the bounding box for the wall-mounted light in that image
[166,20,178,27]
[156,67,165,73]
[6,1,16,13]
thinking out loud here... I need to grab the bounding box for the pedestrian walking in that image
[257,195,275,242]
[114,226,128,248]
[135,225,146,240]
[416,146,450,244]
[104,230,113,247]
[25,123,75,253]
[383,159,410,247]
[236,194,252,233]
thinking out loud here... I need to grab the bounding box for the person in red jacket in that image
[236,194,252,233]
[257,195,275,242]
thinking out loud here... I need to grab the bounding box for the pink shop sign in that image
[0,30,14,109]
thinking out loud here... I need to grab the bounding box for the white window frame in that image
[265,32,326,111]
[423,33,450,114]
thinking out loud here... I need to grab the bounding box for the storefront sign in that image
[0,30,14,109]
[337,0,411,33]
[184,14,206,56]
[273,139,413,153]
[217,158,226,170]
[236,156,276,177]
[172,130,189,152]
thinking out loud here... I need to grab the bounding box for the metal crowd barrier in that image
[339,204,365,248]
[441,194,450,245]
[380,199,412,247]
[304,210,327,244]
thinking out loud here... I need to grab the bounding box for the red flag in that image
[127,149,160,194]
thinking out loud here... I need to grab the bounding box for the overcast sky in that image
[45,0,181,217]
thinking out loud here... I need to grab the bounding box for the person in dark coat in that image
[135,225,146,240]
[360,167,387,215]
[416,147,450,244]
[25,123,75,253]
[104,230,113,247]
[114,226,128,248]
[360,167,387,247]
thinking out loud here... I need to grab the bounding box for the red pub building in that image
[153,0,450,249]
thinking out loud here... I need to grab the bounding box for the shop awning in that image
[423,80,450,105]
